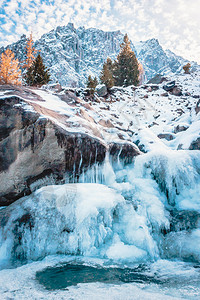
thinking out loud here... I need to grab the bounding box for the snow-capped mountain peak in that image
[0,23,198,87]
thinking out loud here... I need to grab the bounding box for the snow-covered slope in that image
[0,66,200,299]
[1,66,199,205]
[1,66,198,153]
[1,23,198,87]
[76,67,200,153]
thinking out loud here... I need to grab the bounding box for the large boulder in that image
[172,87,182,96]
[0,96,107,206]
[96,84,107,97]
[174,124,189,134]
[189,137,200,150]
[163,81,182,96]
[163,81,175,91]
[157,133,175,141]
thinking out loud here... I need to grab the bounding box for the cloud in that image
[0,0,199,63]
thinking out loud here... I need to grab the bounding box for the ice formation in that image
[0,147,200,268]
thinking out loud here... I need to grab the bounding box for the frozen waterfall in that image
[0,149,200,268]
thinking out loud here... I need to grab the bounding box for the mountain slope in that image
[0,23,198,86]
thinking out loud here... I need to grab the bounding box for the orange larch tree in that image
[0,49,21,85]
[24,33,37,69]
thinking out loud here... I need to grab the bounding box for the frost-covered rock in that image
[96,84,107,97]
[174,124,189,133]
[171,87,182,96]
[189,137,200,150]
[157,133,175,141]
[163,80,176,91]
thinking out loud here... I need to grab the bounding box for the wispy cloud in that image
[0,0,199,63]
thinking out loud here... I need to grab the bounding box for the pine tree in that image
[93,76,98,87]
[24,33,37,69]
[0,49,21,85]
[100,58,114,89]
[114,34,139,87]
[25,54,50,86]
[86,75,98,94]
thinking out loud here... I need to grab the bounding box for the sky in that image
[0,0,200,63]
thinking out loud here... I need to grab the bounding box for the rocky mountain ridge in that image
[1,23,198,87]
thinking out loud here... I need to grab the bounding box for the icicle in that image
[116,145,123,170]
[78,153,83,174]
[72,161,76,183]
[102,152,116,186]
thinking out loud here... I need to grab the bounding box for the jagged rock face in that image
[135,39,198,80]
[135,39,170,80]
[1,23,197,87]
[0,96,107,206]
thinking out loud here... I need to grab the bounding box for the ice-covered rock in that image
[96,84,107,97]
[0,85,141,205]
[0,183,158,265]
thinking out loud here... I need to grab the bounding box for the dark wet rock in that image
[161,209,200,236]
[195,99,200,114]
[172,87,182,96]
[109,86,125,95]
[161,92,168,97]
[174,124,189,134]
[157,133,175,141]
[150,85,159,91]
[189,137,200,150]
[163,81,175,91]
[80,88,91,97]
[109,142,141,165]
[176,108,184,116]
[169,209,200,232]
